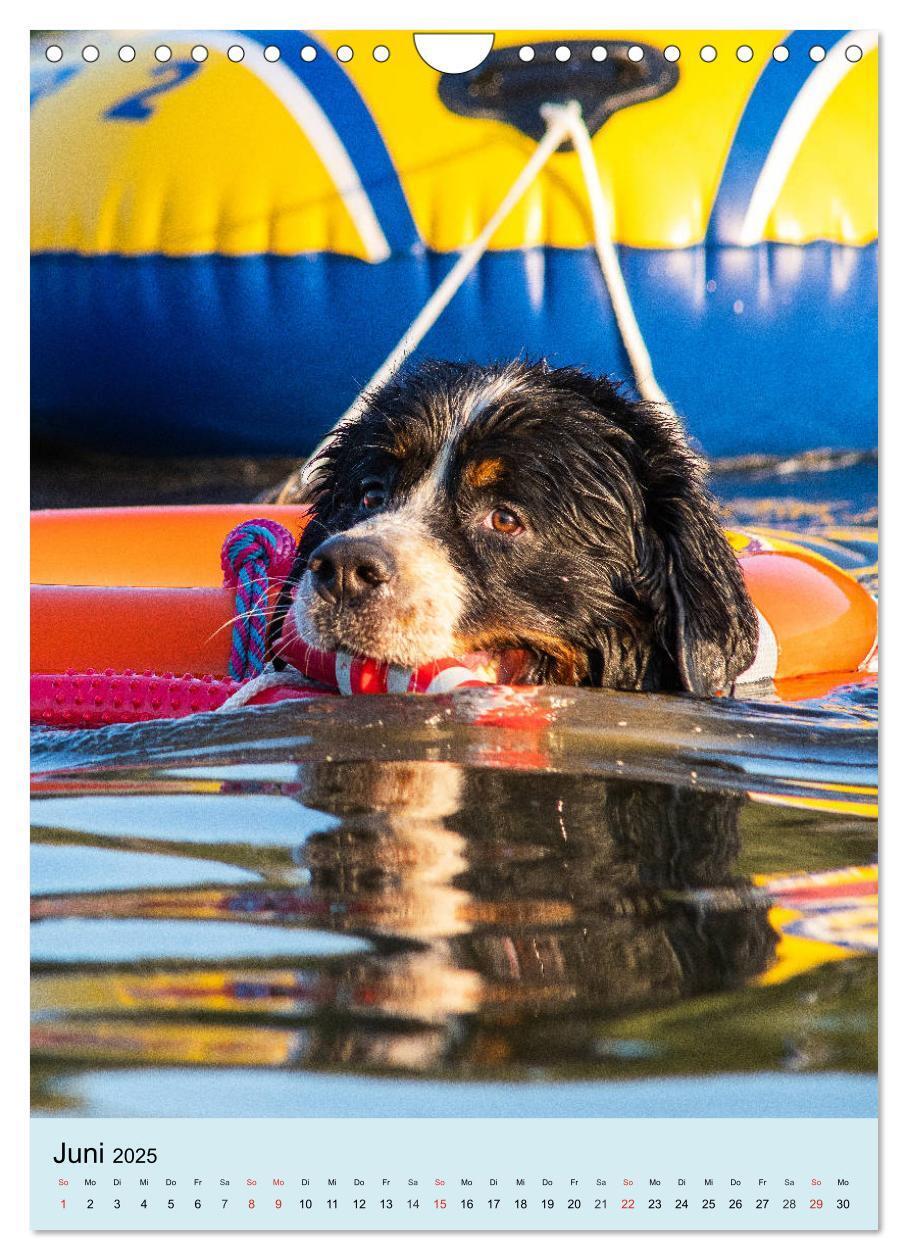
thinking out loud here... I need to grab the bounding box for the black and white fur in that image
[270,360,758,694]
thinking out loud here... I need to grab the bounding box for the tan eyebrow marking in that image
[465,457,505,488]
[388,430,411,459]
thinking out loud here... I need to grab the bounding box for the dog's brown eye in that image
[360,485,386,511]
[484,507,523,535]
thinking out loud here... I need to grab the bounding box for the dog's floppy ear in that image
[664,534,756,694]
[540,368,758,695]
[640,410,759,695]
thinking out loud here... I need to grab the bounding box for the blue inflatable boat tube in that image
[30,29,878,458]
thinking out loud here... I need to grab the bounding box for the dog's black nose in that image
[307,537,395,604]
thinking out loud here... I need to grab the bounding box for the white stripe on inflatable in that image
[738,30,878,246]
[425,667,481,694]
[334,652,354,695]
[736,608,779,686]
[386,665,413,694]
[199,32,391,263]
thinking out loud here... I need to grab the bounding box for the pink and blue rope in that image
[220,518,296,681]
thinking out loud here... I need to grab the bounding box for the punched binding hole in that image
[82,45,99,62]
[373,45,390,62]
[301,46,317,62]
[628,45,644,62]
[736,45,753,62]
[118,45,136,62]
[664,45,681,62]
[227,45,244,62]
[809,45,826,62]
[590,46,607,62]
[154,45,172,63]
[700,45,717,63]
[191,45,208,63]
[518,45,535,62]
[555,45,571,62]
[45,45,63,62]
[337,45,354,62]
[772,46,790,61]
[263,45,280,62]
[845,44,863,62]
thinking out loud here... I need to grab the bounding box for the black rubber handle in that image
[438,40,679,147]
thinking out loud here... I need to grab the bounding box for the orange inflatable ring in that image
[30,506,877,716]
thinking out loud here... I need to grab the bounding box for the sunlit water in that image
[30,460,878,1119]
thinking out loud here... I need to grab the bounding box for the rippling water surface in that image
[30,459,878,1119]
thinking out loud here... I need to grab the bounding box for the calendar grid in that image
[32,1117,877,1231]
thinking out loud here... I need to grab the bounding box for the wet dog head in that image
[273,361,758,694]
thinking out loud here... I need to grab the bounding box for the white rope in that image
[343,100,584,417]
[301,101,582,483]
[556,104,671,408]
[219,664,312,710]
[300,97,671,487]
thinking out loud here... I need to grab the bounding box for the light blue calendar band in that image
[32,1118,877,1231]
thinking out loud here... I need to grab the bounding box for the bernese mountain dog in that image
[270,360,758,695]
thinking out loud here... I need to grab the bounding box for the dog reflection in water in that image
[291,758,778,1075]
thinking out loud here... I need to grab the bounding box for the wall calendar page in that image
[29,18,879,1236]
